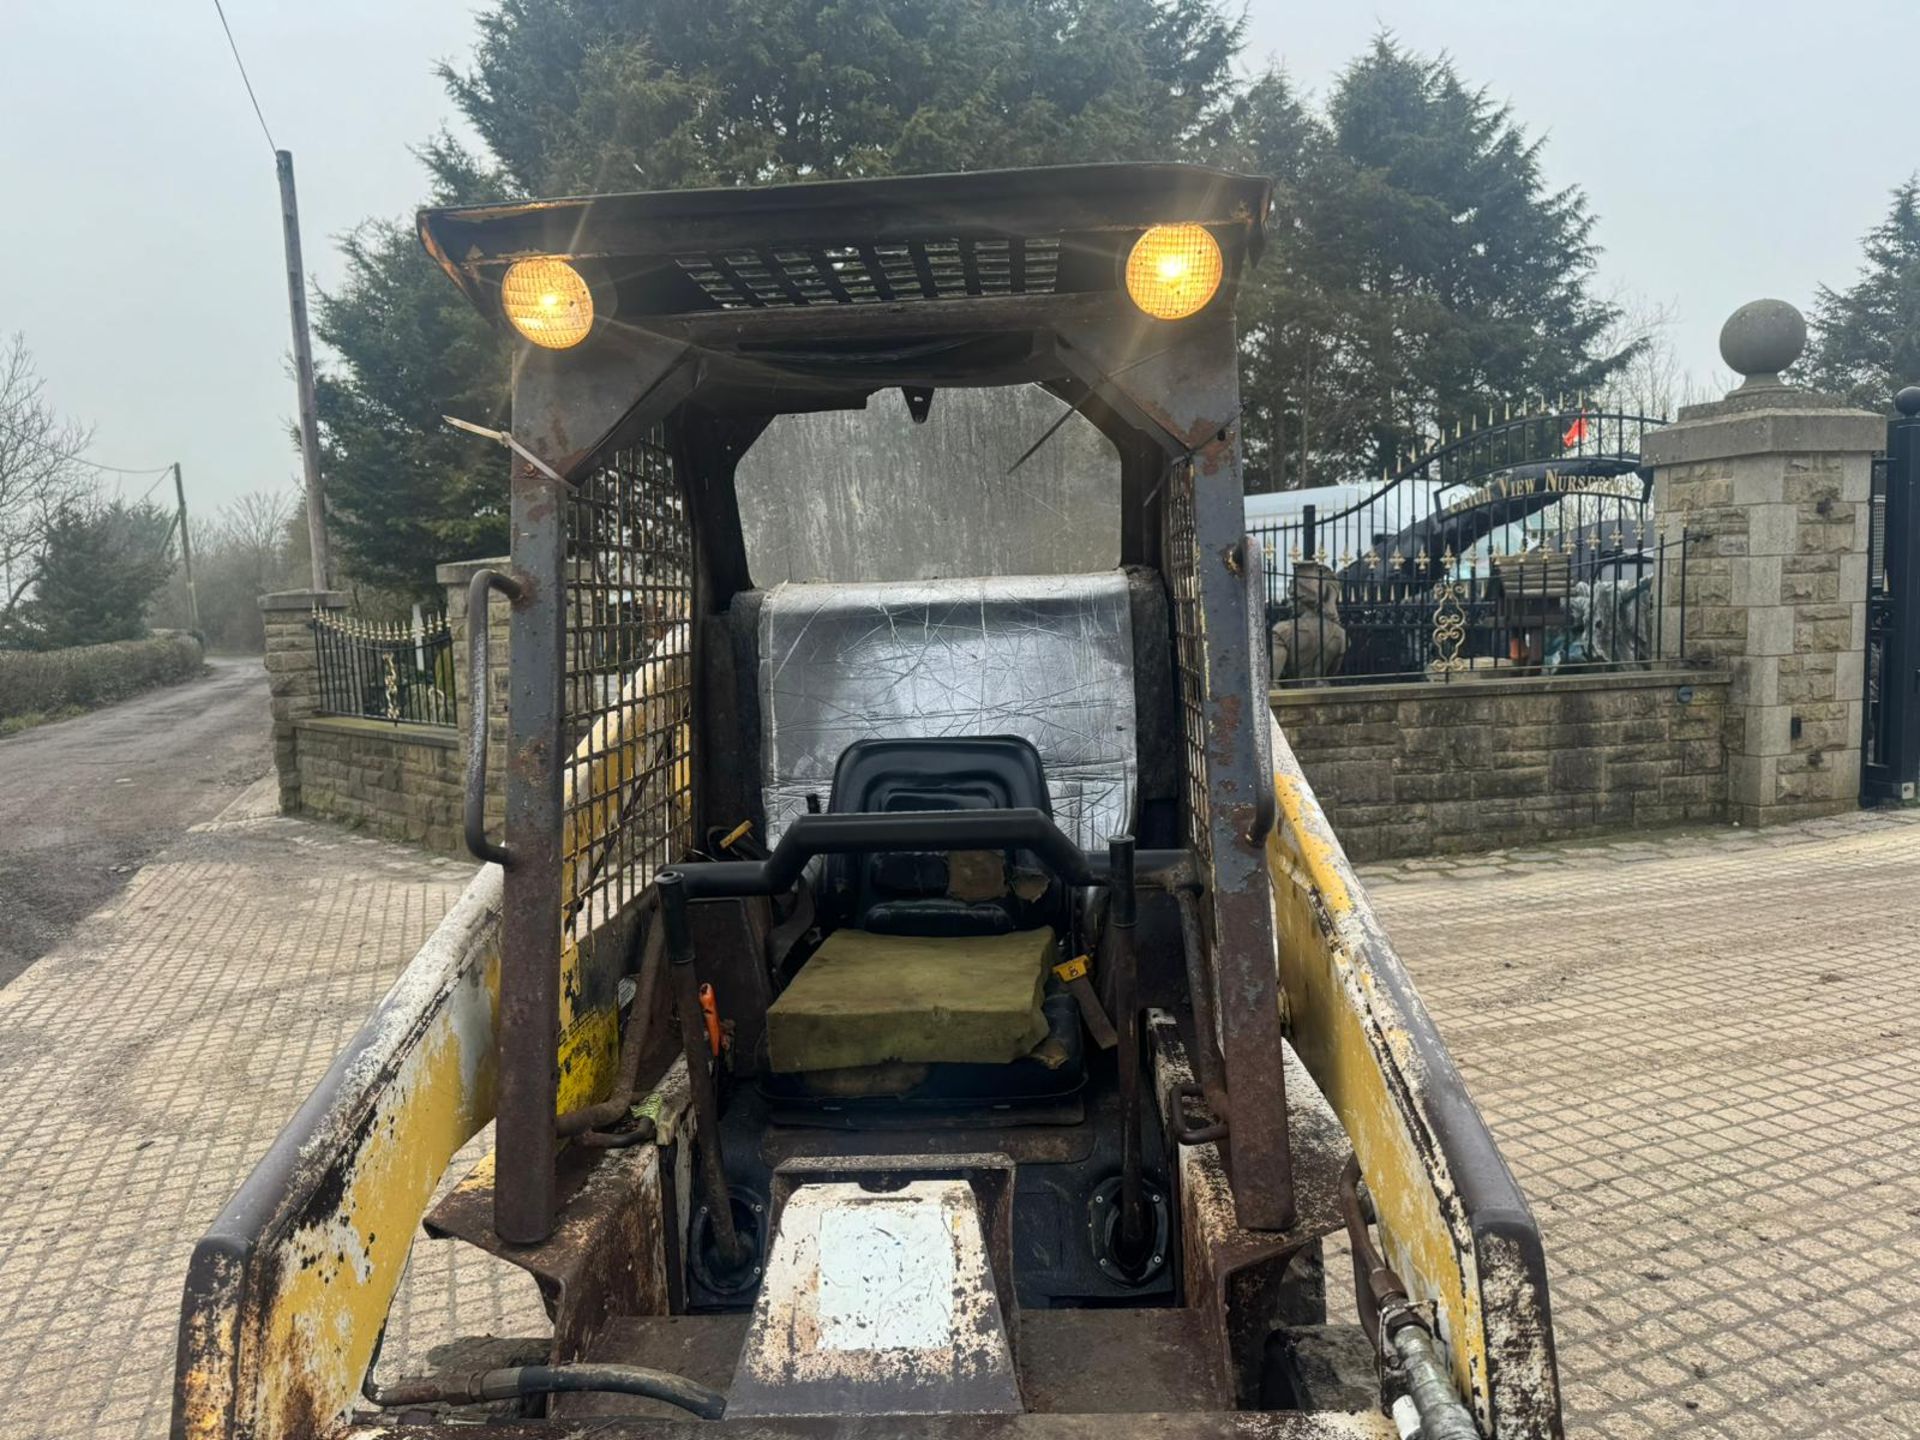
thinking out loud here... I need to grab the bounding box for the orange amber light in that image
[1124,224,1224,321]
[501,258,594,348]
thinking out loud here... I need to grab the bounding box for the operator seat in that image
[734,569,1170,1108]
[819,736,1063,937]
[764,736,1074,1092]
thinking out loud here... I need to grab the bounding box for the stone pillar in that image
[1641,300,1884,826]
[260,588,346,815]
[439,558,511,845]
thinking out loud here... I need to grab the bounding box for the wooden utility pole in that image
[276,149,331,591]
[172,462,200,634]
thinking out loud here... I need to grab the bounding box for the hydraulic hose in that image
[1339,1157,1482,1439]
[367,1362,726,1420]
[1386,1320,1480,1440]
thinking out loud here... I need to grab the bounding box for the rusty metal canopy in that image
[418,163,1272,332]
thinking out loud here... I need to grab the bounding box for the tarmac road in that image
[0,654,268,986]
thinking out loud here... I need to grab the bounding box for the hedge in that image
[0,632,205,721]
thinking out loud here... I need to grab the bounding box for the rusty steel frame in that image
[491,303,1298,1240]
[484,196,1298,1239]
[1049,306,1293,1232]
[424,1134,674,1362]
[495,335,697,1244]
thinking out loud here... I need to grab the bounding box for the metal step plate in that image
[727,1178,1021,1417]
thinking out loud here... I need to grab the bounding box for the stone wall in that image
[1272,669,1731,862]
[1639,300,1885,826]
[261,588,343,816]
[262,577,498,859]
[291,716,463,853]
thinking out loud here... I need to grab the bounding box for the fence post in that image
[440,557,512,846]
[260,587,347,815]
[1640,299,1884,825]
[1866,389,1920,800]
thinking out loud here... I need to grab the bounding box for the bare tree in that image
[152,486,304,651]
[1595,291,1734,418]
[221,489,296,559]
[0,334,92,621]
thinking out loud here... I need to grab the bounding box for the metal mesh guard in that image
[676,236,1060,309]
[563,434,695,942]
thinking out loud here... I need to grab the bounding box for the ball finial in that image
[1719,299,1807,390]
[1896,385,1920,418]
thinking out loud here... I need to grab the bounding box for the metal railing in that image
[312,609,457,726]
[1264,529,1691,687]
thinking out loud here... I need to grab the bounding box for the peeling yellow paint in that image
[241,929,502,1440]
[1266,716,1490,1424]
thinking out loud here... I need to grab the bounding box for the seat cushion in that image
[766,928,1055,1074]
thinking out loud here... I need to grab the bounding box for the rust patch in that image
[1214,690,1243,740]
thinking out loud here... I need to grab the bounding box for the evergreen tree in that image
[440,0,1242,194]
[318,17,1639,559]
[1803,177,1920,410]
[1234,38,1633,487]
[313,184,513,596]
[316,0,1244,591]
[15,501,175,650]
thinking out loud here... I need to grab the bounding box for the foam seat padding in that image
[767,928,1055,1074]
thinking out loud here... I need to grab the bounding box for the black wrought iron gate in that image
[1862,389,1920,803]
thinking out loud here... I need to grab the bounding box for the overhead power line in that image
[211,0,277,154]
[0,419,170,481]
[77,456,173,477]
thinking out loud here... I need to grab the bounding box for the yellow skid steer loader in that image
[172,163,1559,1440]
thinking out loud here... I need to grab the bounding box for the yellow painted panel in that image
[240,939,500,1440]
[1266,716,1489,1422]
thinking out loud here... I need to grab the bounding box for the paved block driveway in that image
[0,783,1915,1438]
[1365,809,1920,1439]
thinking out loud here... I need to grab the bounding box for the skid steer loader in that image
[172,163,1560,1440]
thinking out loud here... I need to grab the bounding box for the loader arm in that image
[171,867,504,1440]
[173,630,689,1440]
[1267,713,1561,1438]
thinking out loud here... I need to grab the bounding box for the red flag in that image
[1561,413,1591,448]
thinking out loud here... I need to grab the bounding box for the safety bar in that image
[464,567,524,867]
[662,808,1191,899]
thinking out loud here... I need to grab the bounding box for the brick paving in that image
[1363,807,1920,1439]
[0,782,545,1440]
[3,774,1916,1438]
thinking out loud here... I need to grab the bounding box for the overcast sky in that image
[1,0,1908,518]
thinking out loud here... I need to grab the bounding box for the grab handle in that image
[464,567,524,867]
[1242,534,1278,847]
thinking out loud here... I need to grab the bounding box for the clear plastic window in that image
[736,385,1121,584]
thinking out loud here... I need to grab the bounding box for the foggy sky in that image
[1,0,1907,521]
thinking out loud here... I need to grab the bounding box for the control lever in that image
[658,873,750,1280]
[1106,834,1148,1270]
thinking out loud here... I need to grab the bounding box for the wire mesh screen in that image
[1163,461,1212,862]
[562,429,696,947]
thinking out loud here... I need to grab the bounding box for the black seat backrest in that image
[822,736,1061,937]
